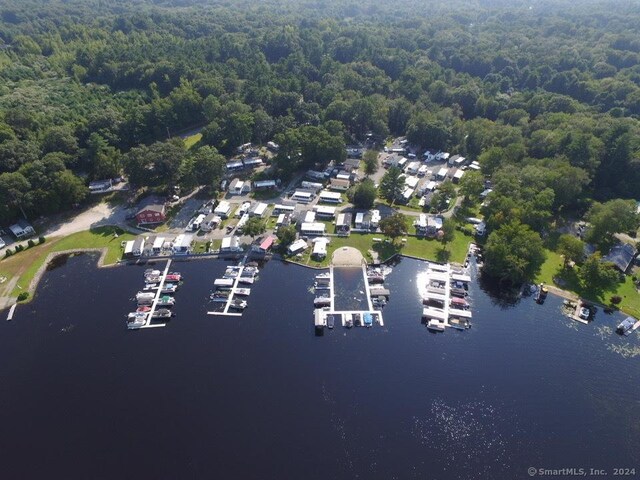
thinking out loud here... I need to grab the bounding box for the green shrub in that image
[38,236,45,244]
[610,295,622,305]
[17,292,29,302]
[27,239,35,248]
[4,248,13,258]
[15,244,23,252]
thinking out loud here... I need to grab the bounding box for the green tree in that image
[379,166,405,204]
[586,199,638,250]
[579,253,620,293]
[557,234,585,267]
[440,218,455,250]
[363,150,378,176]
[276,224,297,247]
[483,221,546,285]
[458,170,484,203]
[352,179,377,209]
[242,217,266,238]
[379,213,407,243]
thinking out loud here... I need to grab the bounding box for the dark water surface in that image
[0,253,639,480]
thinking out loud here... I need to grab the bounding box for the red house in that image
[135,204,166,225]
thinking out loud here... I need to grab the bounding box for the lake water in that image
[0,253,638,480]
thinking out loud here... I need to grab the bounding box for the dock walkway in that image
[140,259,172,329]
[207,252,250,317]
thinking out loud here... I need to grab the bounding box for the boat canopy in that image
[451,273,471,283]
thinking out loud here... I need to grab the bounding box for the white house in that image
[301,181,324,192]
[229,178,250,195]
[370,209,381,228]
[300,222,325,236]
[272,204,295,216]
[152,236,166,255]
[304,211,316,223]
[453,169,465,183]
[214,200,232,218]
[318,190,342,204]
[220,236,242,252]
[292,190,314,203]
[250,202,268,217]
[9,220,35,239]
[201,213,221,232]
[312,238,329,259]
[172,234,193,254]
[287,238,308,255]
[405,161,420,175]
[355,212,370,230]
[314,205,336,219]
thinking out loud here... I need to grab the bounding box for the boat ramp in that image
[420,262,472,333]
[314,247,389,332]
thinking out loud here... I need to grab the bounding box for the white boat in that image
[127,312,147,329]
[136,291,155,303]
[229,299,247,310]
[234,288,251,296]
[315,272,330,279]
[238,277,254,285]
[427,319,445,332]
[160,283,178,294]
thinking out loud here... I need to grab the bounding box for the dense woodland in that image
[1,0,640,268]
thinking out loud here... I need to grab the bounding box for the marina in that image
[127,260,177,330]
[312,247,387,332]
[420,262,472,332]
[207,256,259,316]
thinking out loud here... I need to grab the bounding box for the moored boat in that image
[127,312,147,329]
[327,315,335,329]
[238,277,255,285]
[152,308,172,319]
[229,299,247,310]
[616,316,636,336]
[314,296,331,307]
[234,288,251,296]
[157,295,175,307]
[165,273,182,282]
[535,283,548,304]
[160,283,178,294]
[363,312,373,328]
[136,291,155,304]
[427,319,445,332]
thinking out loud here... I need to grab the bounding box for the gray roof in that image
[604,243,637,272]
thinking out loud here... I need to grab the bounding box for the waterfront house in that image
[220,236,242,253]
[414,214,428,235]
[255,235,275,254]
[312,238,329,259]
[9,220,35,239]
[123,240,134,257]
[152,236,166,255]
[135,204,166,225]
[604,243,637,272]
[287,238,308,255]
[131,237,145,257]
[172,234,193,254]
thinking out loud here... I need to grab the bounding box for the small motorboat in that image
[427,319,445,332]
[345,314,353,328]
[157,295,175,307]
[238,277,255,285]
[127,312,147,329]
[616,317,636,336]
[234,288,251,296]
[136,306,151,313]
[152,308,172,319]
[229,299,247,310]
[363,313,373,328]
[535,283,548,304]
[165,273,182,282]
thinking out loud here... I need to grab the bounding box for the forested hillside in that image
[0,0,639,224]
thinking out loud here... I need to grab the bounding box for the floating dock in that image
[6,303,16,321]
[207,254,255,317]
[139,259,172,329]
[315,309,384,327]
[420,262,472,331]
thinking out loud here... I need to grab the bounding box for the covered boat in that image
[152,308,172,319]
[427,319,445,332]
[363,313,373,328]
[136,291,155,303]
[229,299,247,310]
[157,295,175,307]
[127,312,147,329]
[165,273,182,282]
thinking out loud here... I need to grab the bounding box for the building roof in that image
[253,179,277,188]
[604,243,637,272]
[137,204,165,215]
[259,236,275,251]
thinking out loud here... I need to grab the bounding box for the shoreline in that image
[8,247,637,321]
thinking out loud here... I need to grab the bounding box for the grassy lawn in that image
[184,132,202,149]
[536,248,640,318]
[251,190,280,201]
[192,240,210,253]
[289,230,470,268]
[3,226,136,297]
